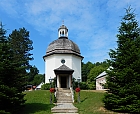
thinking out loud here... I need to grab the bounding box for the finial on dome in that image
[62,20,64,25]
[58,23,68,38]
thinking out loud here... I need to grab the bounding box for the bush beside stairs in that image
[51,88,78,114]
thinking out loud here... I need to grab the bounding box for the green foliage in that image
[53,94,57,103]
[81,61,109,90]
[72,77,77,89]
[0,110,10,114]
[88,83,96,90]
[41,83,50,90]
[8,27,33,68]
[81,62,94,82]
[32,74,44,86]
[8,27,33,90]
[103,7,140,113]
[88,65,107,82]
[27,66,39,82]
[79,82,89,90]
[0,23,33,113]
[74,91,78,103]
[0,23,24,113]
[27,66,44,86]
[82,61,109,90]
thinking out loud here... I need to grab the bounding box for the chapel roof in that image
[54,64,74,75]
[44,24,83,58]
[54,64,74,71]
[46,36,81,56]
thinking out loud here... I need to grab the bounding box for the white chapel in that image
[43,24,83,88]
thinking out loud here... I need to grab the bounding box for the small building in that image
[95,71,107,90]
[35,82,44,90]
[43,24,83,88]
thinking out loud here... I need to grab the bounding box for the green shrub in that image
[41,83,50,90]
[80,82,89,90]
[0,110,10,114]
[88,83,95,90]
[74,91,78,103]
[53,94,57,103]
[73,82,78,90]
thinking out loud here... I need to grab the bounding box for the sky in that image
[0,0,140,74]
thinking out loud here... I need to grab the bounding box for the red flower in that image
[50,88,56,93]
[75,87,80,92]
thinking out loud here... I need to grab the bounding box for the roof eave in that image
[43,52,84,59]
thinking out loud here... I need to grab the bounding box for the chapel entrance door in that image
[54,64,74,88]
[61,76,67,88]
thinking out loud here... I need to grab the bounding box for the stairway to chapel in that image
[51,88,78,114]
[57,88,73,103]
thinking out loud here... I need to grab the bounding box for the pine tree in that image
[8,28,33,90]
[103,7,140,113]
[0,23,25,114]
[0,25,33,113]
[8,28,33,69]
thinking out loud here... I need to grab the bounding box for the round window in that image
[61,59,65,64]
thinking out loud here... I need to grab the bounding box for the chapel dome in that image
[46,36,81,56]
[45,24,82,57]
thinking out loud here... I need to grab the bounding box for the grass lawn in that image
[22,90,117,114]
[22,90,54,114]
[74,90,117,114]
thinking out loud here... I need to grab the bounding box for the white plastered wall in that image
[44,55,55,83]
[44,54,82,83]
[72,55,82,81]
[96,76,107,90]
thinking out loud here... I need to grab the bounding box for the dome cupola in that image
[58,24,68,37]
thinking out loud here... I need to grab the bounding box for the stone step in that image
[57,97,72,100]
[57,95,71,98]
[56,88,73,103]
[57,95,72,97]
[57,94,71,96]
[57,98,72,100]
[57,101,73,103]
[58,89,71,93]
[57,96,72,98]
[53,112,78,114]
[58,91,71,94]
[57,98,72,101]
[57,92,71,95]
[57,97,71,99]
[51,107,78,113]
[52,109,78,113]
[51,89,78,113]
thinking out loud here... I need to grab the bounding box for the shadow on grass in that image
[81,97,88,103]
[22,103,54,114]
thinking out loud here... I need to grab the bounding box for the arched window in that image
[62,31,64,35]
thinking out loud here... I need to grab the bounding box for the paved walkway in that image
[52,103,78,114]
[51,88,78,114]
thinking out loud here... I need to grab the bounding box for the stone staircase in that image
[51,88,78,114]
[57,88,73,103]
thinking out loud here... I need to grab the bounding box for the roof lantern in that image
[58,24,68,38]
